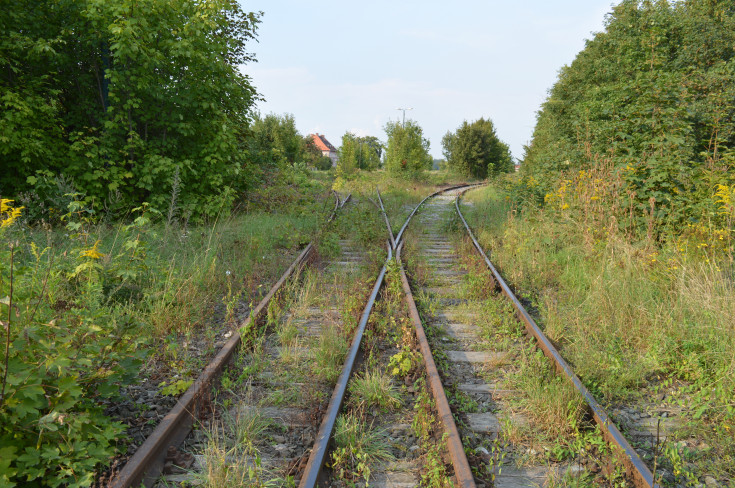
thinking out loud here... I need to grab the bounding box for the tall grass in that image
[461,182,735,475]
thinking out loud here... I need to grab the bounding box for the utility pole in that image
[396,107,413,127]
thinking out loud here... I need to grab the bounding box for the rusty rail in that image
[111,192,347,488]
[454,188,659,488]
[377,184,477,488]
[396,241,476,488]
[376,188,396,250]
[298,242,393,488]
[393,183,477,246]
[299,184,476,487]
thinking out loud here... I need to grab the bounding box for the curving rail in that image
[299,184,477,487]
[381,185,478,488]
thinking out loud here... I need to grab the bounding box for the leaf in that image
[693,404,708,419]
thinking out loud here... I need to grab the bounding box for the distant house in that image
[309,134,339,166]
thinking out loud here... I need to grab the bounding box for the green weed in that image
[331,412,394,485]
[312,324,348,384]
[348,369,402,412]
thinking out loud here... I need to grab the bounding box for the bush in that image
[315,155,334,171]
[0,200,145,487]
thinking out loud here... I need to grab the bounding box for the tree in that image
[359,136,384,167]
[384,120,432,177]
[1,0,262,219]
[336,132,359,178]
[248,113,306,167]
[442,118,513,178]
[337,133,382,177]
[523,0,735,229]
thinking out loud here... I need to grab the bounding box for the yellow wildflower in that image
[715,184,734,215]
[80,240,105,260]
[1,199,24,228]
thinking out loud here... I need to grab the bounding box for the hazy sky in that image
[241,1,616,160]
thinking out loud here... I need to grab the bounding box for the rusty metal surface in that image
[396,239,477,488]
[376,188,396,250]
[394,183,475,246]
[299,243,393,488]
[454,189,658,488]
[110,192,345,488]
[382,183,478,487]
[300,185,474,487]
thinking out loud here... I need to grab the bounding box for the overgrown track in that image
[393,187,658,488]
[112,183,656,488]
[453,188,659,488]
[298,184,474,487]
[110,193,348,488]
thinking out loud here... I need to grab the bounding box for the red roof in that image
[310,134,336,152]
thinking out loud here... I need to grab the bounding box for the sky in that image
[240,1,616,160]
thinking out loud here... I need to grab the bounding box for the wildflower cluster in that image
[0,199,23,228]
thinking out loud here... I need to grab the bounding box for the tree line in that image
[1,0,514,223]
[335,118,513,180]
[522,0,735,238]
[2,0,263,219]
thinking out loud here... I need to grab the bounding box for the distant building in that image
[309,134,339,166]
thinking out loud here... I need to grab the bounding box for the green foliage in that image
[331,412,393,485]
[336,133,382,178]
[314,155,334,171]
[388,348,421,378]
[248,113,308,168]
[463,182,735,478]
[1,0,261,220]
[523,0,735,235]
[158,379,193,397]
[384,120,433,178]
[442,117,513,178]
[348,369,401,412]
[0,202,144,487]
[411,379,452,487]
[336,133,359,179]
[0,177,333,486]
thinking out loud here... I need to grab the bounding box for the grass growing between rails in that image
[461,182,735,484]
[333,169,471,232]
[0,172,334,487]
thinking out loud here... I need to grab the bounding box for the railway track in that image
[395,187,659,487]
[108,192,350,487]
[108,185,659,488]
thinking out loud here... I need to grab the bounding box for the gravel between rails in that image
[152,232,376,486]
[406,192,589,488]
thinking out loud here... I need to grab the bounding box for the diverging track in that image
[395,187,658,488]
[111,185,656,488]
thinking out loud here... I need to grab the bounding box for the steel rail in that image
[394,183,478,246]
[454,189,659,488]
[111,192,347,488]
[300,184,478,487]
[376,184,477,487]
[396,240,476,488]
[376,188,396,250]
[299,242,393,488]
